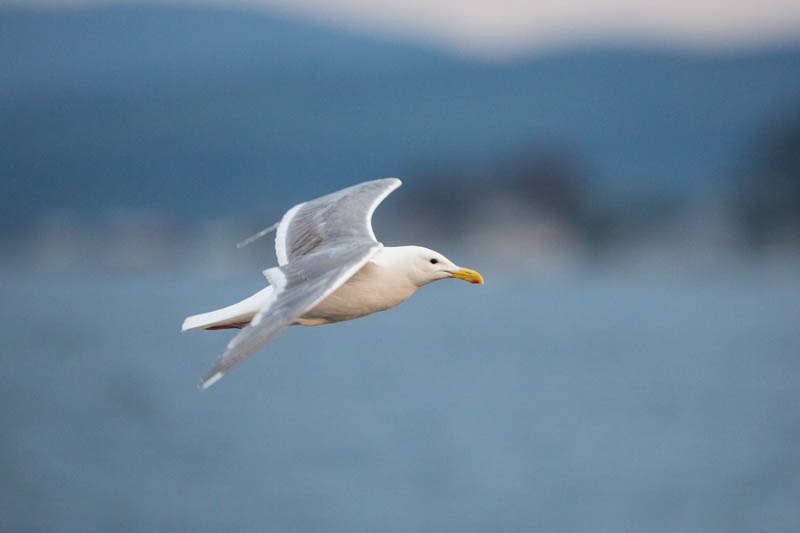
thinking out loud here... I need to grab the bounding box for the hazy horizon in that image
[6,0,800,58]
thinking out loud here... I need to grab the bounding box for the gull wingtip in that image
[199,371,224,391]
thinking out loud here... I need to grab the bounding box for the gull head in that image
[385,246,484,287]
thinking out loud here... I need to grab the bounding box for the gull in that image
[182,178,483,389]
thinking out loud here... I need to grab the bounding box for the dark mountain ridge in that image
[2,5,800,230]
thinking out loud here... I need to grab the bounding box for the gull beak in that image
[449,267,484,285]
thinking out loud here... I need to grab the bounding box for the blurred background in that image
[2,1,799,531]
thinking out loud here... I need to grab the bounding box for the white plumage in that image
[182,178,483,389]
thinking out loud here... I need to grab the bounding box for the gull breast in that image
[299,260,416,324]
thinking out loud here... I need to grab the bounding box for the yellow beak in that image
[449,267,484,285]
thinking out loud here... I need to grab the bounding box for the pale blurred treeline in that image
[6,113,798,276]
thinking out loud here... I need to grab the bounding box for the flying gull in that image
[182,178,483,389]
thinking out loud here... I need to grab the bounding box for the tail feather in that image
[181,286,273,332]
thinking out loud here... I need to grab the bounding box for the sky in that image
[8,0,800,57]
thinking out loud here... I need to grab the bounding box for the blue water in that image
[2,272,799,532]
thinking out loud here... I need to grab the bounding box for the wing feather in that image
[274,178,400,266]
[199,242,381,388]
[198,178,402,388]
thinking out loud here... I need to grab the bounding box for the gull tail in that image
[181,286,273,332]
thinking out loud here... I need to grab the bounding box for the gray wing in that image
[275,177,401,265]
[199,241,381,389]
[199,178,401,388]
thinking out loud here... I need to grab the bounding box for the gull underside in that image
[183,253,417,330]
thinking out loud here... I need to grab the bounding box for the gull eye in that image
[429,258,438,264]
